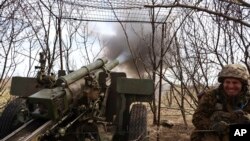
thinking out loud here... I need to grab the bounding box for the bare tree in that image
[0,0,29,95]
[1,0,249,131]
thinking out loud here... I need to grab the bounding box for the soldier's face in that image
[223,78,242,96]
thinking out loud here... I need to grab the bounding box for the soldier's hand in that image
[233,109,245,116]
[211,121,229,135]
[210,111,237,122]
[233,110,250,123]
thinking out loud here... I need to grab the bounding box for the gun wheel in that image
[128,104,148,141]
[0,98,30,139]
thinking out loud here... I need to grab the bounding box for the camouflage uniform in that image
[191,64,250,141]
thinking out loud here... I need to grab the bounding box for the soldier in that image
[190,64,250,141]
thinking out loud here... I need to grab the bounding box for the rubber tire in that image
[0,98,29,139]
[128,104,147,141]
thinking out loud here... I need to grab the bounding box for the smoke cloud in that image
[100,23,166,78]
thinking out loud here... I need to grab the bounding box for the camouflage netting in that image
[38,0,172,23]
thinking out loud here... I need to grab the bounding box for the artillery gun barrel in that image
[94,59,119,76]
[57,58,108,86]
[66,59,119,103]
[104,59,119,70]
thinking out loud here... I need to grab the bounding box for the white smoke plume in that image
[100,23,167,78]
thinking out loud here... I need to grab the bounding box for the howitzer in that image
[0,56,154,141]
[28,58,114,120]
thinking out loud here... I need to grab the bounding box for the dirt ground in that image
[147,108,194,141]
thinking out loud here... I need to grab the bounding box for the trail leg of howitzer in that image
[1,119,52,141]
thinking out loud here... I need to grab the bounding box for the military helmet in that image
[218,64,249,84]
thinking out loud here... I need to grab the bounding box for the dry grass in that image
[0,89,11,112]
[0,79,12,112]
